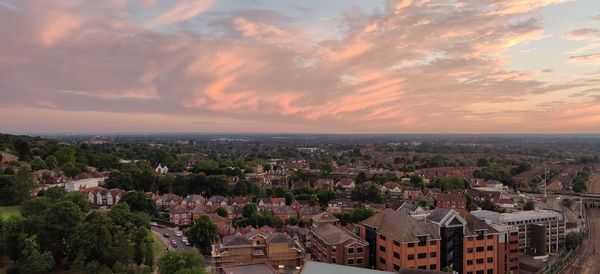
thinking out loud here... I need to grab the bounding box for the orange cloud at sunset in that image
[0,0,599,134]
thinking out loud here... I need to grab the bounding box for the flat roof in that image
[222,263,279,274]
[471,209,564,224]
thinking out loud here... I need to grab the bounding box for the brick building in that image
[359,209,441,272]
[309,217,369,268]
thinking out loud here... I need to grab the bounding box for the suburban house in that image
[80,187,124,206]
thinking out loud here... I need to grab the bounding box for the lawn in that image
[0,206,21,220]
[152,233,168,261]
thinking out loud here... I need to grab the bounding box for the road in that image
[151,226,193,253]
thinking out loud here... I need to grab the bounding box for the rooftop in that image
[361,208,440,242]
[301,261,444,274]
[311,223,366,245]
[222,263,279,274]
[471,209,564,224]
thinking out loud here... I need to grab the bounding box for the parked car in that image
[171,242,177,248]
[163,233,170,238]
[158,224,165,228]
[150,222,158,226]
[175,231,183,237]
[182,237,188,243]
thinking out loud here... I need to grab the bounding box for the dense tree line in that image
[0,189,155,273]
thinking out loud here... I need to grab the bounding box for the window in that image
[430,264,437,270]
[430,252,436,258]
[418,265,426,270]
[418,236,427,246]
[348,259,354,265]
[467,272,473,274]
[332,258,336,263]
[487,234,494,239]
[476,271,484,274]
[348,247,354,254]
[393,252,400,259]
[380,257,386,264]
[467,248,473,253]
[487,245,494,251]
[393,240,400,246]
[487,257,493,263]
[332,246,336,252]
[430,240,437,245]
[357,258,363,265]
[487,270,493,274]
[408,254,414,260]
[467,260,473,265]
[467,237,474,241]
[393,265,400,271]
[476,247,484,252]
[357,247,363,253]
[418,253,426,259]
[408,243,415,248]
[380,235,386,240]
[476,258,484,264]
[477,232,484,240]
[380,245,386,252]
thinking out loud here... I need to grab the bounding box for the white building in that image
[65,177,105,192]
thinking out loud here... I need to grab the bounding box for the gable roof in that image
[222,233,251,246]
[266,232,291,244]
[361,208,440,242]
[311,223,366,245]
[426,208,466,227]
[464,213,498,236]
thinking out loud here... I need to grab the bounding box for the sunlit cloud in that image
[0,0,599,133]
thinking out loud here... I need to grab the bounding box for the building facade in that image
[359,209,441,272]
[471,210,565,255]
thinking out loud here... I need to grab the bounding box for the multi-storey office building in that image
[471,209,565,255]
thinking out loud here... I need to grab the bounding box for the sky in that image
[0,0,599,134]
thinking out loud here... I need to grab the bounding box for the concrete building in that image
[471,210,565,255]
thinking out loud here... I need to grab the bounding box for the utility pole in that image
[544,168,547,201]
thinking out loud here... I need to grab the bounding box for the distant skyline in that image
[1,0,599,134]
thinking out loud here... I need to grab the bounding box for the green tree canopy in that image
[188,216,219,254]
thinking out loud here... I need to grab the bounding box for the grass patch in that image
[152,233,168,261]
[0,206,21,220]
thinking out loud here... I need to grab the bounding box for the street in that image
[151,225,194,253]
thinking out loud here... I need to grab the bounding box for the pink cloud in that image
[1,0,599,133]
[41,12,81,46]
[147,0,214,27]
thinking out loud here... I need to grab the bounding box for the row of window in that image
[467,234,495,241]
[466,270,494,274]
[466,246,494,253]
[347,247,363,254]
[466,257,494,265]
[382,235,437,246]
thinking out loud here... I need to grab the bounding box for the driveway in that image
[151,225,194,252]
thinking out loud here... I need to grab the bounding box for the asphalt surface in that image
[151,225,193,252]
